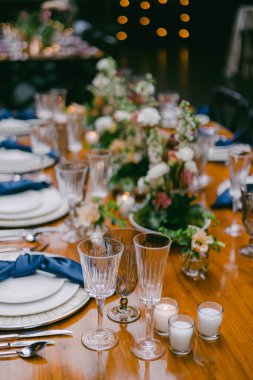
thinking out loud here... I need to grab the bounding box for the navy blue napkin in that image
[0,254,84,286]
[0,108,36,120]
[215,131,242,147]
[0,139,57,161]
[0,179,50,196]
[211,189,232,209]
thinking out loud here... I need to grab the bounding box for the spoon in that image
[0,341,49,358]
[0,232,41,243]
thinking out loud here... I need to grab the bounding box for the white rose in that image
[92,73,110,89]
[135,81,155,96]
[185,160,197,174]
[95,116,114,134]
[176,146,194,161]
[146,162,170,181]
[96,58,116,72]
[137,107,161,127]
[113,110,131,122]
[137,177,148,193]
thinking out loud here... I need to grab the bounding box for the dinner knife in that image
[0,340,55,348]
[0,329,73,340]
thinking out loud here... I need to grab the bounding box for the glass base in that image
[60,228,83,243]
[131,338,165,361]
[239,246,253,258]
[107,304,141,323]
[198,332,219,341]
[81,328,118,351]
[224,223,244,237]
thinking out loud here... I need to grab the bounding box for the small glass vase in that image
[181,251,209,281]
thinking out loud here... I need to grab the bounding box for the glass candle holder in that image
[169,314,195,356]
[198,301,224,341]
[154,298,179,336]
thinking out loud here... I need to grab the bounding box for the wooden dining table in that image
[0,148,253,380]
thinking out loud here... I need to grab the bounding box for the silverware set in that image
[0,226,63,242]
[0,329,73,358]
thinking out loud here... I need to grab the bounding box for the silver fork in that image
[0,243,49,254]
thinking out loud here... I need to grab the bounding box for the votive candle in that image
[169,314,195,356]
[198,301,223,341]
[154,298,179,336]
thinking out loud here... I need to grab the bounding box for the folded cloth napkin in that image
[0,108,36,120]
[0,139,57,161]
[215,131,242,147]
[211,189,232,209]
[0,179,50,196]
[0,254,84,286]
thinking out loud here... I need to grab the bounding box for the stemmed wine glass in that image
[78,237,123,351]
[224,149,252,236]
[88,149,112,198]
[55,160,88,243]
[239,184,253,257]
[104,228,141,324]
[132,233,171,360]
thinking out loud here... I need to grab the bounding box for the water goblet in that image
[78,237,123,351]
[193,126,217,190]
[239,184,253,257]
[34,92,53,120]
[88,149,112,199]
[132,233,171,361]
[224,149,252,236]
[104,228,141,324]
[30,122,55,179]
[55,160,88,243]
[67,113,85,158]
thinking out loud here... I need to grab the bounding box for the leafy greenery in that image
[92,198,126,228]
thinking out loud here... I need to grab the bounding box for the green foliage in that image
[92,198,126,228]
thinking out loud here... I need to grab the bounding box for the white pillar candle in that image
[169,314,195,355]
[198,302,223,340]
[154,298,178,335]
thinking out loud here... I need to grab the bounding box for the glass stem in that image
[96,298,105,335]
[144,305,154,346]
[68,202,76,230]
[232,197,239,224]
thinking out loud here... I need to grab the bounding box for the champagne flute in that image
[224,149,252,236]
[67,113,85,158]
[55,160,88,243]
[78,238,123,351]
[132,233,171,360]
[239,184,253,257]
[104,228,141,324]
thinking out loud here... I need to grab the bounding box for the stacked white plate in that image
[0,251,89,329]
[0,149,55,174]
[208,143,251,162]
[0,118,32,135]
[0,187,68,227]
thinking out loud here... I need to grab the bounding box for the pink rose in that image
[153,192,172,209]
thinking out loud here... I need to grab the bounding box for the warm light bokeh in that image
[117,15,128,24]
[156,28,168,37]
[116,31,128,40]
[139,17,150,26]
[179,29,189,38]
[180,0,189,5]
[120,0,130,7]
[180,13,190,22]
[140,1,150,9]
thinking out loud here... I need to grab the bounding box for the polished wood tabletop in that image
[0,152,253,380]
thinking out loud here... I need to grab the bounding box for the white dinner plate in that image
[0,188,62,220]
[0,118,31,135]
[0,251,89,329]
[208,144,251,162]
[0,282,79,316]
[0,149,55,174]
[0,273,65,304]
[0,190,43,214]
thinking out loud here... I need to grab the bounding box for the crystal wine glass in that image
[67,113,85,158]
[239,184,253,257]
[104,228,141,324]
[224,149,252,236]
[78,237,123,351]
[132,233,171,360]
[34,92,53,120]
[55,160,88,243]
[88,149,112,199]
[193,126,217,190]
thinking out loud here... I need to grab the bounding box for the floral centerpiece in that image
[167,226,224,280]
